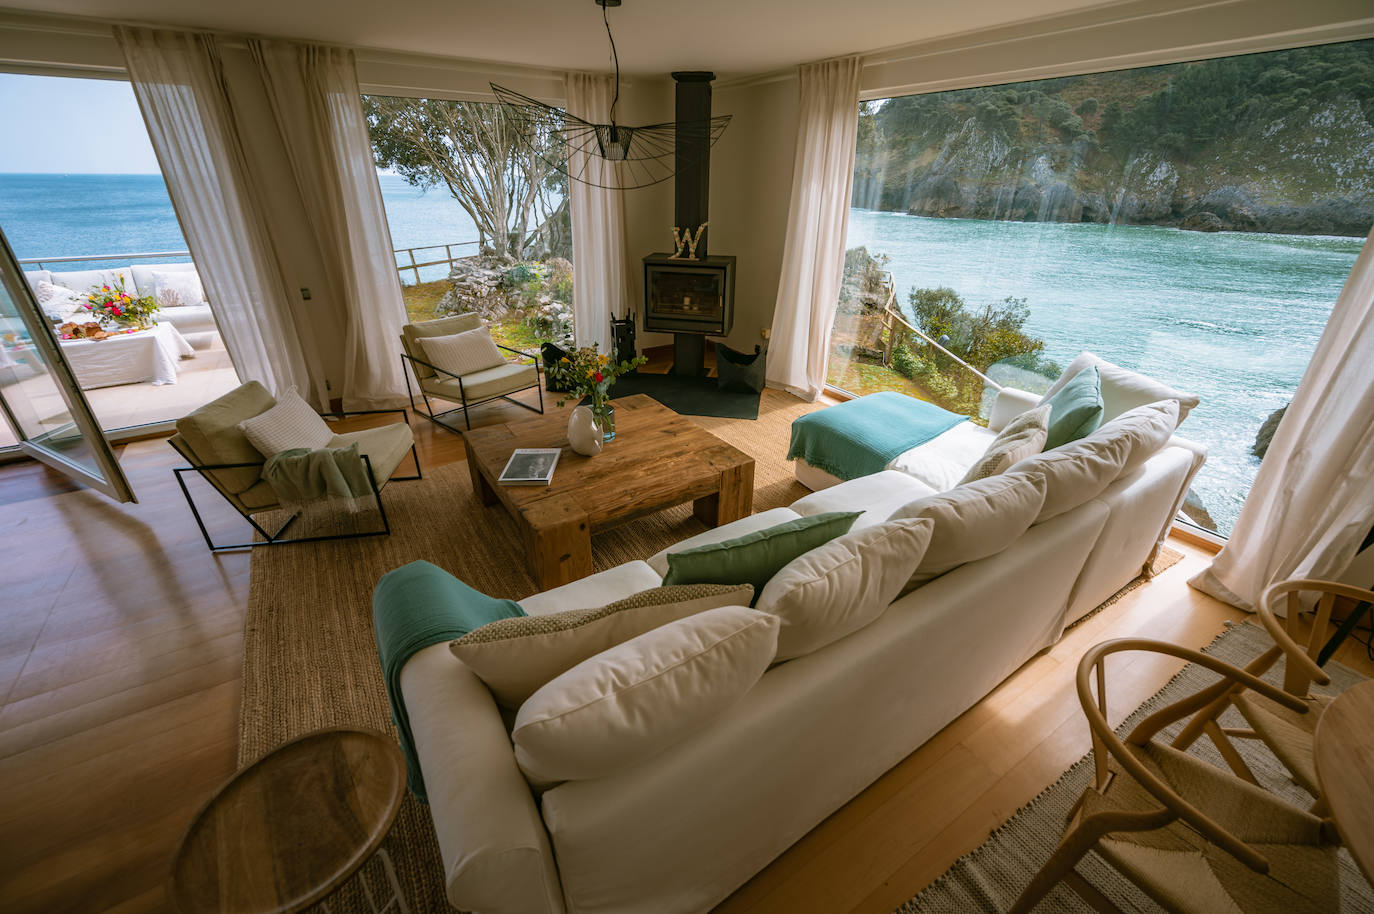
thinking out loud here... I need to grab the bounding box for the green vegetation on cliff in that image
[854,40,1374,236]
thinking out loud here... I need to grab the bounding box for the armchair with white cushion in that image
[399,314,544,433]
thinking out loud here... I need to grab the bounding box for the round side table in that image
[169,728,409,914]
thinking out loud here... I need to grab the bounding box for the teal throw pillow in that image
[1042,365,1104,449]
[662,511,861,604]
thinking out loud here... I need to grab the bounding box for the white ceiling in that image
[2,0,1121,78]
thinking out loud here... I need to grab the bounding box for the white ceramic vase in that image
[567,405,604,456]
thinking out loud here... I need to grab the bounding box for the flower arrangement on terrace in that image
[84,277,158,330]
[548,344,646,415]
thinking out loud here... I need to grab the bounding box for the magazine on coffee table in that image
[498,448,561,486]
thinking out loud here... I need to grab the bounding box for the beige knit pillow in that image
[451,583,753,709]
[420,327,505,378]
[236,387,333,457]
[959,405,1051,484]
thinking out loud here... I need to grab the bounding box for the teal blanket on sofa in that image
[373,560,524,801]
[787,391,967,481]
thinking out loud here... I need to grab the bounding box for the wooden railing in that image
[875,270,1003,392]
[394,241,480,284]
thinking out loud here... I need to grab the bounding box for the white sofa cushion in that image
[130,261,197,297]
[759,516,935,661]
[521,561,663,616]
[646,507,802,577]
[421,327,506,378]
[49,267,136,298]
[147,268,207,308]
[959,404,1050,484]
[887,421,996,491]
[1039,352,1199,426]
[888,470,1048,588]
[452,583,754,710]
[789,470,936,530]
[512,606,779,784]
[1013,423,1134,522]
[235,386,333,456]
[34,281,90,322]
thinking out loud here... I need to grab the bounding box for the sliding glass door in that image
[0,228,135,502]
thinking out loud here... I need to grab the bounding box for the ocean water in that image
[847,208,1366,535]
[0,175,1361,535]
[0,172,479,281]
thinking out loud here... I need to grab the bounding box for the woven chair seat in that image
[1232,692,1332,796]
[1080,741,1340,914]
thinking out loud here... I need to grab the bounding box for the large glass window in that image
[364,95,574,352]
[829,40,1373,537]
[0,74,241,450]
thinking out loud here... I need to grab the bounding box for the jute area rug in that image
[238,389,1186,913]
[899,619,1373,913]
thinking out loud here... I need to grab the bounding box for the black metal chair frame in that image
[171,408,423,552]
[400,344,544,433]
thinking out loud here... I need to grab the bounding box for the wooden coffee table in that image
[464,394,755,589]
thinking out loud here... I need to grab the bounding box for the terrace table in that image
[61,320,195,389]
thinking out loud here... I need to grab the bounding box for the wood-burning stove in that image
[642,254,735,335]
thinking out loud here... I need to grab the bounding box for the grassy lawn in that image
[825,307,939,402]
[401,280,548,356]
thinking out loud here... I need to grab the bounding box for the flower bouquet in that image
[84,277,158,330]
[548,344,646,441]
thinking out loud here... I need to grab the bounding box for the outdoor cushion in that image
[512,605,779,785]
[402,314,484,380]
[328,423,415,485]
[1040,351,1199,426]
[422,361,538,403]
[452,583,754,709]
[790,470,937,530]
[147,269,206,309]
[49,267,136,297]
[420,328,505,378]
[237,387,334,457]
[646,508,803,577]
[175,380,277,494]
[759,516,935,661]
[1042,365,1104,449]
[22,269,51,291]
[130,262,198,298]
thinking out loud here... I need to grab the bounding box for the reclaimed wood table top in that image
[1314,678,1374,885]
[168,728,406,914]
[463,393,754,534]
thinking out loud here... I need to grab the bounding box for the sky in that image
[0,73,163,174]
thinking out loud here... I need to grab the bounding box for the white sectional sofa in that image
[401,356,1206,914]
[24,262,220,349]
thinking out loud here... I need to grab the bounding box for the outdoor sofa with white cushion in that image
[400,355,1206,914]
[25,262,220,349]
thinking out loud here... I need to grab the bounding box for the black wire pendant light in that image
[490,0,731,190]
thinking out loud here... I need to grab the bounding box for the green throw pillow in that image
[1042,365,1104,449]
[662,511,861,604]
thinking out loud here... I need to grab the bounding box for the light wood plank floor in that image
[1,383,1370,913]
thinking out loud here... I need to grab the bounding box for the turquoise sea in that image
[0,174,1363,534]
[847,208,1365,536]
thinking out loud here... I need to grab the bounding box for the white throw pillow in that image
[1039,352,1198,426]
[758,516,935,661]
[35,280,90,322]
[512,605,778,784]
[150,269,206,309]
[888,471,1048,590]
[1011,430,1132,522]
[1097,399,1179,474]
[420,328,505,378]
[236,386,333,457]
[959,405,1051,484]
[451,583,754,709]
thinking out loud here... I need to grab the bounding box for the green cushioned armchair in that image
[169,380,422,550]
[399,314,544,433]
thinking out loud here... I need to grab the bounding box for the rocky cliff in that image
[853,43,1374,237]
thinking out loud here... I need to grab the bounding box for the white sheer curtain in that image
[565,72,630,354]
[1190,225,1374,611]
[249,40,410,409]
[765,56,863,401]
[115,27,320,404]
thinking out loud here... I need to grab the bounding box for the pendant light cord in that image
[602,1,621,128]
